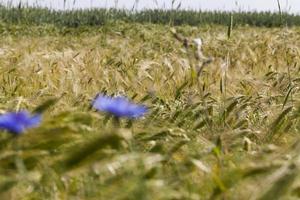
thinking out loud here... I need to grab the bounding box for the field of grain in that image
[1,21,300,199]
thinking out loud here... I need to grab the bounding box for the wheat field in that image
[1,21,300,199]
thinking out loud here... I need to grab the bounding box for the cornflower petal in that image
[0,111,42,134]
[92,94,148,118]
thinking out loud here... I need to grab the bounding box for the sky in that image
[1,0,299,14]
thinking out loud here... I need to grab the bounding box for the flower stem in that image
[112,116,120,128]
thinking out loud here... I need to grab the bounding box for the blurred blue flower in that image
[92,94,148,118]
[0,111,41,134]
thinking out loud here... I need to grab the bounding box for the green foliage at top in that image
[1,5,300,27]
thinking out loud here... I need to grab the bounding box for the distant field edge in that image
[1,5,300,27]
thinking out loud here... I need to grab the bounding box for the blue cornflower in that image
[0,111,41,134]
[92,94,148,118]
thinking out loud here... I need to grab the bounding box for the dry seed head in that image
[220,53,230,77]
[220,62,228,78]
[243,137,252,152]
[193,38,202,49]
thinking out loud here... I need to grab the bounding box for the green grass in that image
[1,5,300,27]
[1,20,300,199]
